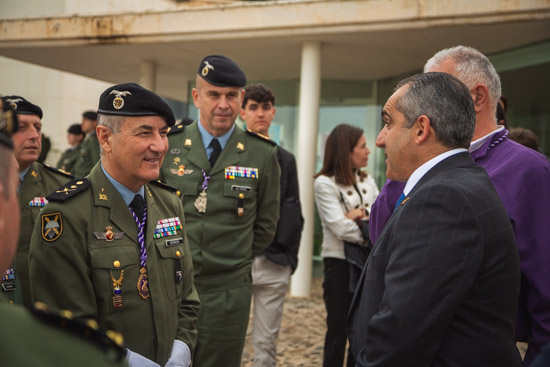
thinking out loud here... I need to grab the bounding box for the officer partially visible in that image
[73,110,100,177]
[0,95,72,306]
[56,123,85,173]
[0,100,128,367]
[30,83,200,367]
[159,55,281,367]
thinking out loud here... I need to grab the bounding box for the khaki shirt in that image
[29,164,200,365]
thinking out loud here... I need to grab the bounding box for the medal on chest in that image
[110,270,124,308]
[194,170,211,213]
[137,267,150,299]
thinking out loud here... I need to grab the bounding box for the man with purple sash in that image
[369,46,550,366]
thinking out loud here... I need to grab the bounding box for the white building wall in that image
[0,56,110,166]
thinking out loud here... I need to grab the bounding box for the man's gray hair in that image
[423,46,501,112]
[395,72,476,149]
[97,114,125,156]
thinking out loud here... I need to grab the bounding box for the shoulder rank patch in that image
[31,302,126,362]
[246,129,277,146]
[150,180,178,193]
[168,123,186,136]
[46,178,91,202]
[41,212,63,242]
[41,163,74,179]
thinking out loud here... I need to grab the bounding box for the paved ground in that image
[241,276,527,367]
[242,277,327,367]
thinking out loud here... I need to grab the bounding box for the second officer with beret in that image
[30,83,200,367]
[159,55,280,367]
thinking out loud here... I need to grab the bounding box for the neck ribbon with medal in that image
[131,203,150,300]
[195,170,210,213]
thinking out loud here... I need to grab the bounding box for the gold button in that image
[76,181,84,185]
[113,260,121,268]
[176,251,181,258]
[86,319,99,330]
[239,193,244,199]
[176,190,181,197]
[60,310,74,319]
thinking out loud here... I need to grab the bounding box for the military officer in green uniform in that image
[0,101,128,367]
[73,110,100,178]
[159,55,280,367]
[0,95,73,306]
[29,83,200,367]
[56,123,85,173]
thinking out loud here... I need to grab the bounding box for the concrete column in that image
[290,41,321,297]
[139,61,156,91]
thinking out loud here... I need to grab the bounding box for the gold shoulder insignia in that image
[46,179,90,202]
[41,163,74,178]
[246,129,277,146]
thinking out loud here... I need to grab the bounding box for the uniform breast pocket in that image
[221,181,257,224]
[155,239,184,301]
[89,245,140,312]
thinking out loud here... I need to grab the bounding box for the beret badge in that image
[5,98,23,110]
[201,61,215,77]
[109,90,132,110]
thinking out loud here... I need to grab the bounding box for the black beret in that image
[82,111,97,121]
[67,123,83,135]
[97,83,176,127]
[1,95,43,119]
[197,55,246,88]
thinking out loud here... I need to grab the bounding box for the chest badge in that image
[94,226,124,242]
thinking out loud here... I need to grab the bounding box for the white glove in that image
[164,340,191,367]
[126,348,161,367]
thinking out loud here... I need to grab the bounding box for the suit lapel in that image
[89,165,138,244]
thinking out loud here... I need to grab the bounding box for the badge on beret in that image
[202,61,214,76]
[5,98,22,110]
[41,212,63,242]
[109,90,132,110]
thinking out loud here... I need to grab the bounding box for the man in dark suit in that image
[240,83,304,367]
[347,72,522,367]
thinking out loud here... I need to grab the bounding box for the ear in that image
[471,84,489,113]
[96,125,113,154]
[192,88,200,109]
[413,115,431,145]
[272,106,277,118]
[239,108,246,120]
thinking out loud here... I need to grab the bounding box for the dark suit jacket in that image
[347,152,522,367]
[263,146,304,272]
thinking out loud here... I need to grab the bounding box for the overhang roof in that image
[1,0,549,101]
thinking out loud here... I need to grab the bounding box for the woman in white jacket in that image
[314,124,379,367]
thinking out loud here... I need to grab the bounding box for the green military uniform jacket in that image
[56,145,81,174]
[159,121,280,278]
[29,164,200,365]
[2,162,72,306]
[73,132,100,178]
[0,295,128,367]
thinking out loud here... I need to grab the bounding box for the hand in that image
[345,208,368,221]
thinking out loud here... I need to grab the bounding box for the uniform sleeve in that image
[314,176,364,244]
[29,203,98,318]
[252,146,281,255]
[510,161,550,365]
[175,201,200,356]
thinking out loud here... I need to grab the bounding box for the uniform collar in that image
[101,164,144,206]
[197,116,235,150]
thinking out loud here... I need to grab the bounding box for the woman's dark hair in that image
[315,123,365,186]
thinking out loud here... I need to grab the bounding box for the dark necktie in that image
[209,138,222,168]
[130,194,144,222]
